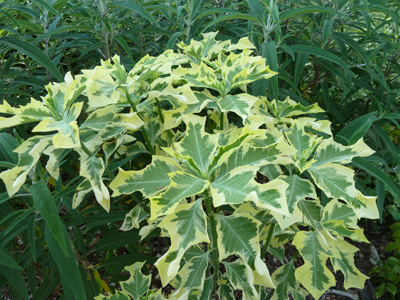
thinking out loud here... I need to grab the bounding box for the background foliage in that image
[0,0,399,299]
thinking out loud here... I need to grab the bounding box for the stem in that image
[123,88,155,154]
[155,98,164,123]
[219,111,224,130]
[204,192,219,296]
[80,142,93,157]
[261,223,276,258]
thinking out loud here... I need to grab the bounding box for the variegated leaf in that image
[271,261,298,300]
[80,66,120,110]
[210,166,258,207]
[280,175,317,214]
[174,115,219,177]
[330,239,368,290]
[222,260,259,300]
[172,252,209,299]
[297,200,324,231]
[0,136,52,196]
[267,98,324,119]
[72,179,92,209]
[216,213,274,288]
[120,205,150,232]
[307,163,378,218]
[155,200,210,286]
[292,231,335,300]
[217,93,258,120]
[312,138,374,167]
[0,99,54,129]
[33,102,83,148]
[120,262,151,300]
[110,156,180,198]
[150,171,209,220]
[43,146,64,178]
[94,292,129,300]
[253,179,289,216]
[80,156,110,212]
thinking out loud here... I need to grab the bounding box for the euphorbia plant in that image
[0,33,378,299]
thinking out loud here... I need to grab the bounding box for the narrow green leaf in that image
[45,224,87,300]
[110,1,159,26]
[0,246,23,270]
[0,37,63,81]
[30,180,68,256]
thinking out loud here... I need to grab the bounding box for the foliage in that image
[0,33,379,299]
[370,222,400,299]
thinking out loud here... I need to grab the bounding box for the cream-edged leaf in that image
[222,260,259,300]
[110,156,180,197]
[0,136,52,196]
[80,156,110,212]
[155,200,210,286]
[292,231,335,299]
[210,166,258,207]
[313,138,374,167]
[150,171,209,219]
[216,213,274,287]
[120,261,151,300]
[280,175,317,214]
[217,93,258,120]
[174,116,219,177]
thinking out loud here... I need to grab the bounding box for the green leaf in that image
[30,180,68,256]
[288,45,353,75]
[156,200,209,286]
[0,246,23,270]
[280,6,342,22]
[45,224,87,300]
[352,157,400,203]
[218,93,258,120]
[120,262,151,300]
[110,1,159,26]
[0,133,19,163]
[0,37,63,81]
[0,266,29,300]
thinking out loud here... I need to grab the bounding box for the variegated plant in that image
[0,33,378,299]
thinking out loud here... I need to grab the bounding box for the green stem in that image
[261,223,276,258]
[155,98,164,124]
[219,111,224,130]
[123,88,155,154]
[204,192,219,296]
[80,141,93,157]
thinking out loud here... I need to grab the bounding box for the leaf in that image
[288,45,353,75]
[174,115,219,176]
[0,136,52,196]
[155,200,209,286]
[80,156,110,212]
[218,93,258,120]
[150,171,209,220]
[110,1,159,26]
[280,175,316,214]
[210,166,258,207]
[280,6,342,22]
[216,213,274,288]
[173,252,209,298]
[292,231,335,300]
[271,261,298,300]
[45,224,87,300]
[335,112,378,145]
[30,180,68,256]
[313,138,374,167]
[33,102,83,148]
[0,132,18,163]
[110,156,179,197]
[307,163,378,218]
[222,259,259,300]
[120,262,151,300]
[0,266,29,300]
[352,157,400,203]
[0,37,63,81]
[0,246,23,270]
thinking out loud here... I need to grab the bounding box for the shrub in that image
[0,33,378,299]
